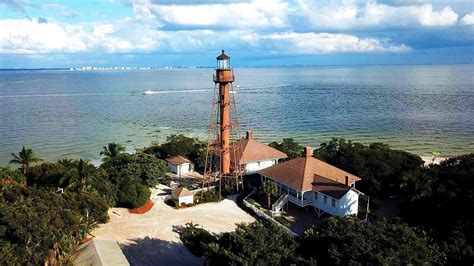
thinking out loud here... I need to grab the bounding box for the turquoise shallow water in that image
[1,65,473,165]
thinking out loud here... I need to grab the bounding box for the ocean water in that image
[1,65,473,165]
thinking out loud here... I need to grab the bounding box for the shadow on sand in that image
[121,237,203,266]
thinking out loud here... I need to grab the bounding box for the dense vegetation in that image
[314,138,424,196]
[142,134,207,169]
[312,138,473,264]
[180,218,442,265]
[1,143,169,263]
[100,151,168,208]
[300,217,443,264]
[179,222,299,265]
[0,185,109,264]
[401,154,474,265]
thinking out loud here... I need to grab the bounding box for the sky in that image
[0,0,473,68]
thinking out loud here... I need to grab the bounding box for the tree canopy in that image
[9,146,42,175]
[0,142,171,263]
[314,138,424,196]
[100,152,168,208]
[0,184,108,265]
[180,221,298,265]
[0,167,25,184]
[261,180,278,208]
[100,142,125,162]
[142,134,207,169]
[400,154,474,264]
[269,138,303,160]
[300,216,443,265]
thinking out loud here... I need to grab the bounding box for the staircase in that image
[272,194,289,212]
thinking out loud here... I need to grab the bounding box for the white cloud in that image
[0,17,411,55]
[0,18,88,54]
[413,5,458,26]
[0,18,140,54]
[460,12,474,25]
[260,32,411,54]
[127,0,462,31]
[0,17,236,54]
[295,1,459,30]
[135,0,289,28]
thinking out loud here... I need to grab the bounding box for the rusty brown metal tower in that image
[202,50,244,197]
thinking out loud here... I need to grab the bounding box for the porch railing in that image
[287,194,312,207]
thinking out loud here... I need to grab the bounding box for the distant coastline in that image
[2,63,473,71]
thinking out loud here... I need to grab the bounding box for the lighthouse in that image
[203,50,243,195]
[215,50,234,174]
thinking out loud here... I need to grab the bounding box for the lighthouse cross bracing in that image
[202,50,244,197]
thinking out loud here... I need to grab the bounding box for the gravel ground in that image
[94,191,255,266]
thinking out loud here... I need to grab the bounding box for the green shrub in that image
[0,167,25,183]
[274,216,291,228]
[221,178,238,196]
[205,222,298,265]
[197,188,220,203]
[246,198,256,205]
[178,222,217,257]
[300,216,444,265]
[116,179,151,209]
[0,185,108,264]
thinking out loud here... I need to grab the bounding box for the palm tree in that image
[100,143,125,161]
[10,146,42,175]
[76,159,94,193]
[261,180,278,208]
[60,159,94,193]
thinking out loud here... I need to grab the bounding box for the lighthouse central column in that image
[219,82,230,174]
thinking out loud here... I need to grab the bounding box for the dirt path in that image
[95,196,255,265]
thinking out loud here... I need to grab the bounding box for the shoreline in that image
[420,156,447,166]
[0,151,454,168]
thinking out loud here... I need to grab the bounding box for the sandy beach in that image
[420,156,448,166]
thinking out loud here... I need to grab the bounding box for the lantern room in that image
[216,50,231,69]
[214,49,234,83]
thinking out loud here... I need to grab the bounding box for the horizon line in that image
[1,62,473,71]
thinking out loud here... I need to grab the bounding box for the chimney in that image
[304,147,312,157]
[345,176,349,186]
[246,131,253,140]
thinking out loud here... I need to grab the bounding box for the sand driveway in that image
[94,192,255,265]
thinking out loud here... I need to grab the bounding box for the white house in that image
[171,187,194,206]
[229,131,288,174]
[166,156,194,176]
[258,147,363,217]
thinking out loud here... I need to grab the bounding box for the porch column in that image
[301,191,304,205]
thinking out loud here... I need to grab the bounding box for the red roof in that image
[172,187,193,198]
[230,138,287,164]
[258,156,361,199]
[166,156,191,165]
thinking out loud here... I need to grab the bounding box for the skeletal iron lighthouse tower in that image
[203,50,244,196]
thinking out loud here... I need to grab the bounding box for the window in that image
[332,199,336,207]
[324,195,327,204]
